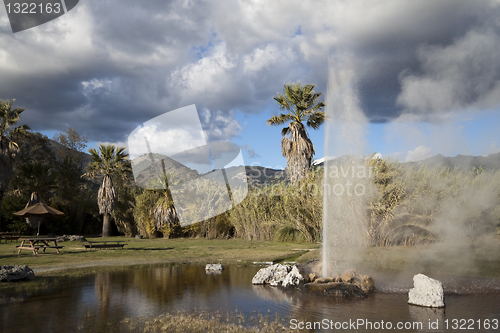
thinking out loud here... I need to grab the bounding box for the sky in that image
[1,0,500,170]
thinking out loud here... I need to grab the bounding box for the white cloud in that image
[127,105,206,159]
[171,43,235,100]
[200,108,242,142]
[405,145,433,162]
[243,44,296,74]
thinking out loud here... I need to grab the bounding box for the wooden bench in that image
[83,241,127,250]
[3,236,20,243]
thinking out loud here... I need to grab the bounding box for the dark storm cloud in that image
[335,0,500,121]
[1,0,499,145]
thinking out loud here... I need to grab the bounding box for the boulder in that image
[205,264,224,271]
[0,265,35,282]
[56,235,86,242]
[408,274,445,308]
[341,269,357,283]
[252,264,292,286]
[282,265,306,287]
[357,275,376,293]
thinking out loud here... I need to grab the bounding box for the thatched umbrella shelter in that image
[13,202,64,237]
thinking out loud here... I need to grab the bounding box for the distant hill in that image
[223,165,286,187]
[131,153,201,188]
[48,139,92,165]
[314,152,500,173]
[409,152,500,172]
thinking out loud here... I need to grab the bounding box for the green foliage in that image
[50,128,100,234]
[134,189,160,238]
[53,127,87,154]
[230,168,323,242]
[1,194,31,234]
[112,174,139,236]
[2,128,102,235]
[0,99,30,230]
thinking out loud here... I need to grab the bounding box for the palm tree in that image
[0,99,29,229]
[267,82,326,184]
[153,164,181,238]
[85,144,131,237]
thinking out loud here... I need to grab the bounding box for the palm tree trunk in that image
[102,213,111,237]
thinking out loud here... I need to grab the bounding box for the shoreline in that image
[1,236,499,291]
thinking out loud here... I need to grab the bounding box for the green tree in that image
[267,82,325,184]
[111,172,139,236]
[85,144,132,237]
[0,99,29,230]
[52,128,96,233]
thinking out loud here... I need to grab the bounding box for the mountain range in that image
[64,138,500,187]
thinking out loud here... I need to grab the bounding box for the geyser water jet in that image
[322,60,375,277]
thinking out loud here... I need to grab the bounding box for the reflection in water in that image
[95,271,112,311]
[0,264,499,333]
[409,306,445,332]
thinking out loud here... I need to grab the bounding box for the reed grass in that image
[122,311,294,333]
[228,158,500,246]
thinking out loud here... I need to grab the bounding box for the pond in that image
[1,264,499,332]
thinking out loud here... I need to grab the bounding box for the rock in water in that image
[303,282,368,298]
[0,265,35,282]
[252,264,292,286]
[205,264,224,271]
[408,274,445,308]
[282,265,306,287]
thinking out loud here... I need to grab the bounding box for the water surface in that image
[1,264,499,332]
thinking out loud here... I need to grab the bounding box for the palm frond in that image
[267,113,293,126]
[306,111,326,130]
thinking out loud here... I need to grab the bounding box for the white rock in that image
[205,264,224,271]
[408,274,445,308]
[252,264,292,286]
[282,265,305,287]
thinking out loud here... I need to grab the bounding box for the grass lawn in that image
[0,236,319,274]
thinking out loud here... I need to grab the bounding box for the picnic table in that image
[17,237,64,255]
[0,232,19,243]
[83,241,127,250]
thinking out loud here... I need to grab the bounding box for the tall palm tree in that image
[85,144,132,237]
[0,99,29,229]
[153,164,181,238]
[267,82,326,184]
